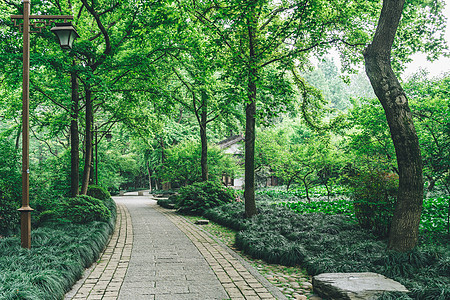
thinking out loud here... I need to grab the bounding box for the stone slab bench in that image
[313,272,408,300]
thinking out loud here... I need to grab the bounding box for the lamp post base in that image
[18,206,33,249]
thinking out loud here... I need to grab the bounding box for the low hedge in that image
[0,197,116,299]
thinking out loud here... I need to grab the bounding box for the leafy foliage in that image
[347,169,399,237]
[58,195,111,224]
[156,197,176,209]
[0,140,21,236]
[35,195,112,226]
[158,140,239,186]
[282,198,354,216]
[174,181,236,215]
[420,196,450,238]
[87,185,111,201]
[405,72,450,194]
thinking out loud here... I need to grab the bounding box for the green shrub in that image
[59,195,111,223]
[175,181,236,215]
[348,169,398,237]
[87,185,111,201]
[420,196,449,237]
[157,195,177,209]
[0,141,21,236]
[0,196,19,237]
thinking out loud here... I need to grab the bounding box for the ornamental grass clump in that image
[204,202,450,299]
[0,197,116,299]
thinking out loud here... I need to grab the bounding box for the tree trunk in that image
[200,90,208,181]
[80,88,93,195]
[244,7,258,218]
[146,161,152,192]
[70,65,80,197]
[302,178,311,203]
[364,0,424,252]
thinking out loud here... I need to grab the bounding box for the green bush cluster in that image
[420,196,450,239]
[0,141,21,237]
[170,181,236,215]
[87,185,111,201]
[35,192,113,226]
[204,202,450,299]
[156,195,177,209]
[59,195,111,224]
[0,198,116,299]
[347,169,398,237]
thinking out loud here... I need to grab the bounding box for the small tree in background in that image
[158,140,239,187]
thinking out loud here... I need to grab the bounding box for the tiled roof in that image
[218,134,245,149]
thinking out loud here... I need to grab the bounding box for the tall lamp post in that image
[11,0,79,249]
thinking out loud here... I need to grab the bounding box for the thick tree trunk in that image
[70,66,80,197]
[200,90,208,181]
[364,0,424,252]
[81,88,93,195]
[244,8,258,218]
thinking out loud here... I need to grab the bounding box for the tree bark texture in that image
[200,90,208,181]
[81,88,93,195]
[244,8,258,218]
[70,66,80,197]
[146,161,152,192]
[364,0,424,251]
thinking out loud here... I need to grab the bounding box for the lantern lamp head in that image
[50,22,80,49]
[106,133,112,142]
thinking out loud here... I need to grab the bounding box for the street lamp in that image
[50,22,80,50]
[11,0,79,249]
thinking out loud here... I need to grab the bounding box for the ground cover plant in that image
[0,195,116,299]
[204,200,450,299]
[253,185,350,204]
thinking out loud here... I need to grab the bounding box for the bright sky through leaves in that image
[404,0,450,78]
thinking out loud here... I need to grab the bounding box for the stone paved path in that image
[65,193,286,300]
